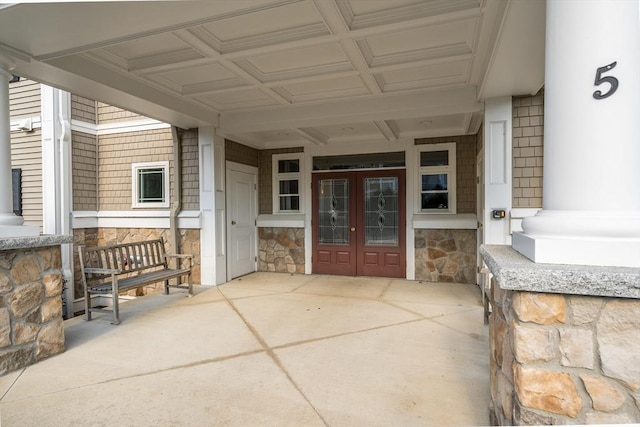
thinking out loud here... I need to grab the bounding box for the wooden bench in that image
[78,238,193,324]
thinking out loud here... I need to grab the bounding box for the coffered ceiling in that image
[0,0,545,149]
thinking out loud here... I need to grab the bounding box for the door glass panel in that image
[318,179,349,245]
[364,177,399,246]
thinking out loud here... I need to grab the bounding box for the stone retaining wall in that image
[489,282,640,424]
[415,229,476,284]
[0,245,65,376]
[258,227,304,274]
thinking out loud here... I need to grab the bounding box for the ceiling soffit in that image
[0,0,543,148]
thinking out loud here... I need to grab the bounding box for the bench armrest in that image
[83,267,120,275]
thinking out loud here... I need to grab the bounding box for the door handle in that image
[350,227,356,232]
[231,221,237,225]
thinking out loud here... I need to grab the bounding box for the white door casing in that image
[226,163,257,279]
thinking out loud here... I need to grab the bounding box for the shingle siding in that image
[226,139,259,168]
[71,95,97,123]
[513,92,544,208]
[181,129,199,210]
[98,129,174,210]
[72,131,98,211]
[97,102,144,124]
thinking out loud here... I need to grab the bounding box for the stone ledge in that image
[0,235,73,251]
[481,245,640,299]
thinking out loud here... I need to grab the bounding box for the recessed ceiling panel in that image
[105,33,191,61]
[276,75,369,102]
[202,0,326,43]
[155,63,238,87]
[236,43,352,82]
[375,60,470,92]
[194,88,278,110]
[360,19,476,66]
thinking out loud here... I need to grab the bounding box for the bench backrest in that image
[79,238,168,275]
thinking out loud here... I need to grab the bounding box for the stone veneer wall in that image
[258,228,305,274]
[414,229,476,284]
[72,228,201,301]
[0,245,65,376]
[489,283,640,424]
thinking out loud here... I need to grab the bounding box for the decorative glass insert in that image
[318,179,349,245]
[421,174,448,209]
[420,150,449,167]
[132,161,169,208]
[364,177,399,246]
[279,179,299,211]
[313,152,405,171]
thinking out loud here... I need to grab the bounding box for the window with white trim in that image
[132,161,170,208]
[417,143,456,213]
[272,153,303,213]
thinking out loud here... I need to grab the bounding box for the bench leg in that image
[187,271,193,297]
[164,279,170,295]
[85,291,92,321]
[111,276,121,325]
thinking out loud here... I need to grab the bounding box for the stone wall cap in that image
[481,245,640,299]
[0,235,73,251]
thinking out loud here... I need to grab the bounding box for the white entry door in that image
[227,165,257,279]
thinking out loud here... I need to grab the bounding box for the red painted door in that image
[312,170,405,278]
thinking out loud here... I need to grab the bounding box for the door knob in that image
[231,221,237,225]
[350,227,356,232]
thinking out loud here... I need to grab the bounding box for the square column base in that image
[0,225,39,238]
[513,232,640,268]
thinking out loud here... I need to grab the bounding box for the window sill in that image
[257,214,305,228]
[412,213,477,230]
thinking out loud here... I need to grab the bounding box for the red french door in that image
[312,169,405,278]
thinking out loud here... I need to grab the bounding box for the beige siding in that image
[415,135,477,214]
[71,95,97,123]
[258,147,304,214]
[9,78,40,119]
[98,129,174,210]
[513,92,544,208]
[97,102,143,124]
[72,131,98,211]
[10,129,42,230]
[181,129,199,210]
[226,139,259,167]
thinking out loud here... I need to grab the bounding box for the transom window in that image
[272,153,303,213]
[132,161,169,208]
[416,143,456,214]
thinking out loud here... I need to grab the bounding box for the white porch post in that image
[513,0,640,267]
[0,55,38,237]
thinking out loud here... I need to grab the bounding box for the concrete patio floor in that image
[0,273,489,426]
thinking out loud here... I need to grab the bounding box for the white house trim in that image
[71,118,170,136]
[71,210,201,229]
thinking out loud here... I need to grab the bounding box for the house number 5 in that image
[593,61,618,100]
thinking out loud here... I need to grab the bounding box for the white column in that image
[0,55,38,237]
[513,0,640,267]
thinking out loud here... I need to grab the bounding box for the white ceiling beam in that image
[294,128,328,145]
[374,120,399,141]
[220,86,482,134]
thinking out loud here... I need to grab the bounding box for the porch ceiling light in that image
[420,120,432,125]
[341,126,354,131]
